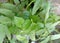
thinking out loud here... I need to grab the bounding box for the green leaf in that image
[25,23,37,34]
[16,35,28,43]
[41,36,50,43]
[5,27,11,40]
[41,34,60,43]
[0,3,16,12]
[45,23,55,33]
[9,26,20,34]
[51,34,60,40]
[47,21,60,33]
[31,15,40,22]
[37,22,44,29]
[0,16,11,25]
[32,0,41,15]
[14,0,20,5]
[0,26,5,43]
[0,24,11,43]
[0,8,15,18]
[14,16,24,28]
[10,38,16,43]
[29,32,35,41]
[45,2,50,22]
[32,0,47,15]
[22,19,31,30]
[51,21,60,27]
[0,34,5,43]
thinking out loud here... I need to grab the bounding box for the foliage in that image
[0,0,60,43]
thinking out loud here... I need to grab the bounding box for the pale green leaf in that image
[16,35,28,43]
[32,0,41,15]
[47,21,60,33]
[45,2,50,22]
[0,3,16,12]
[51,21,60,27]
[0,27,5,43]
[0,24,11,43]
[37,22,44,29]
[45,21,60,34]
[5,27,11,40]
[41,36,50,43]
[0,16,11,25]
[0,33,5,43]
[51,34,60,40]
[0,8,15,18]
[10,38,16,43]
[29,32,35,41]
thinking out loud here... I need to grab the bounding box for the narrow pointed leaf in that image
[51,34,60,40]
[45,2,50,22]
[41,36,50,43]
[0,24,11,43]
[32,0,41,15]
